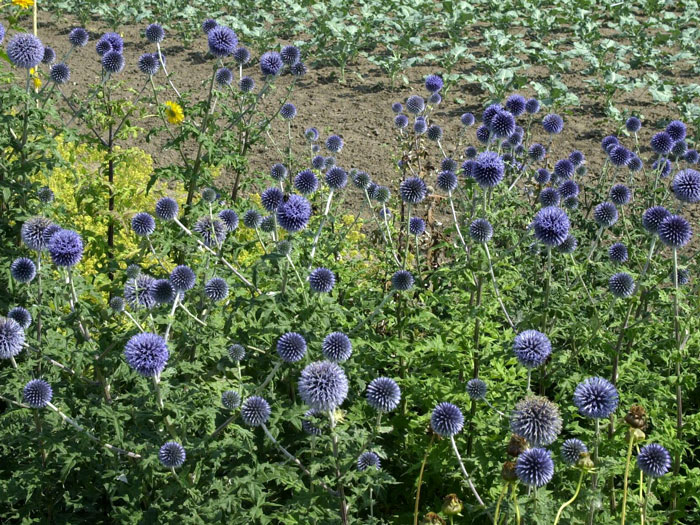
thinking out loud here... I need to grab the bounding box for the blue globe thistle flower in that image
[277,332,307,363]
[525,98,540,114]
[326,166,348,189]
[8,307,31,329]
[610,184,632,206]
[392,102,403,113]
[208,25,237,57]
[437,170,458,193]
[352,171,370,190]
[431,402,464,437]
[378,208,392,220]
[131,212,155,236]
[671,169,700,203]
[658,215,692,248]
[394,114,409,129]
[298,361,349,411]
[371,185,389,203]
[535,168,551,184]
[399,177,427,204]
[201,187,217,203]
[260,187,283,213]
[69,27,89,47]
[506,94,526,116]
[217,209,238,232]
[482,103,502,127]
[159,441,186,468]
[652,158,672,178]
[425,74,443,93]
[126,264,141,279]
[557,234,578,254]
[461,112,475,126]
[42,46,55,64]
[95,40,111,56]
[294,169,319,195]
[466,378,487,400]
[243,209,263,229]
[637,444,671,478]
[150,279,175,304]
[290,61,307,76]
[215,67,233,86]
[542,113,564,134]
[259,51,283,76]
[569,150,585,166]
[124,332,169,377]
[391,270,414,291]
[406,95,425,114]
[666,120,686,141]
[280,44,300,65]
[516,448,554,487]
[642,206,670,234]
[462,160,476,178]
[357,451,381,471]
[426,124,443,142]
[671,268,690,286]
[241,396,271,426]
[650,132,673,155]
[594,202,619,228]
[325,134,344,153]
[413,118,427,135]
[558,180,579,199]
[628,156,643,172]
[145,23,165,43]
[573,377,619,418]
[48,62,70,84]
[685,149,699,164]
[202,19,218,33]
[513,330,551,369]
[277,195,311,232]
[626,116,641,133]
[608,243,628,263]
[508,132,523,147]
[266,164,287,183]
[102,51,125,74]
[0,317,25,360]
[124,274,156,309]
[561,438,588,465]
[601,135,619,151]
[232,46,250,64]
[155,197,179,220]
[322,332,352,362]
[239,76,255,92]
[193,217,226,247]
[609,272,635,298]
[48,229,83,267]
[609,146,631,167]
[469,218,493,243]
[21,217,53,251]
[366,377,401,413]
[324,156,336,169]
[529,143,546,162]
[38,186,55,204]
[280,102,297,120]
[533,206,570,247]
[564,194,579,208]
[261,215,276,233]
[309,267,336,293]
[540,188,560,207]
[23,379,52,408]
[10,257,36,283]
[410,217,426,236]
[475,125,491,144]
[204,277,228,302]
[671,140,687,158]
[222,390,241,410]
[301,408,324,436]
[510,396,562,446]
[554,159,574,180]
[440,158,458,173]
[473,151,505,188]
[7,34,44,69]
[491,110,516,138]
[109,296,125,313]
[228,343,246,362]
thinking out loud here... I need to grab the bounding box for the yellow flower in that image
[30,68,41,90]
[164,101,184,125]
[12,0,34,8]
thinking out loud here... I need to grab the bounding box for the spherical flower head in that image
[37,186,55,204]
[506,94,526,116]
[399,176,427,204]
[221,390,241,410]
[469,218,493,243]
[528,143,546,163]
[482,104,502,127]
[391,270,415,291]
[318,332,352,363]
[460,112,475,126]
[473,151,505,188]
[98,32,123,54]
[309,267,336,293]
[557,234,578,254]
[650,131,673,155]
[540,187,560,207]
[569,150,585,166]
[69,27,89,47]
[324,156,336,169]
[671,169,700,203]
[23,379,52,408]
[490,110,516,138]
[533,206,570,247]
[610,184,631,206]
[357,451,381,471]
[158,441,186,468]
[366,377,401,413]
[406,95,425,115]
[124,274,156,309]
[671,267,690,286]
[534,169,551,185]
[131,212,155,237]
[325,134,344,153]
[290,61,307,76]
[461,159,476,178]
[109,296,125,313]
[259,51,283,76]
[558,180,579,199]
[326,166,348,190]
[277,195,311,233]
[204,277,228,302]
[218,209,239,232]
[513,330,551,369]
[574,376,619,418]
[410,217,426,236]
[201,187,217,203]
[300,408,324,436]
[542,113,564,134]
[269,163,288,182]
[10,257,36,283]
[126,264,142,279]
[48,229,83,267]
[391,102,404,114]
[658,215,692,248]
[608,242,628,263]
[44,62,71,86]
[214,66,233,86]
[413,118,427,135]
[42,46,56,64]
[561,438,588,465]
[424,74,443,93]
[654,158,672,178]
[554,159,574,180]
[516,448,554,487]
[241,396,270,426]
[95,39,111,56]
[436,170,458,193]
[601,136,619,152]
[525,98,540,114]
[124,332,169,377]
[7,33,44,69]
[426,124,443,142]
[228,343,245,362]
[243,209,262,229]
[594,202,618,228]
[628,156,643,172]
[685,149,699,164]
[280,102,297,120]
[0,317,25,360]
[239,76,255,92]
[208,25,238,57]
[666,120,686,141]
[280,44,300,65]
[260,187,283,213]
[671,140,687,158]
[298,360,349,411]
[566,196,580,208]
[150,279,175,304]
[8,307,31,329]
[474,125,489,144]
[510,395,562,446]
[155,197,179,220]
[431,402,464,437]
[642,206,670,234]
[193,217,226,247]
[145,23,165,43]
[466,378,487,400]
[626,116,641,133]
[508,133,523,147]
[102,50,125,74]
[609,272,635,298]
[294,169,318,194]
[277,331,307,363]
[637,444,671,478]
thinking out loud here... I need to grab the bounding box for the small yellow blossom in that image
[12,0,34,8]
[164,101,184,124]
[30,68,41,90]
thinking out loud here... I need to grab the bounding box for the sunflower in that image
[164,101,184,125]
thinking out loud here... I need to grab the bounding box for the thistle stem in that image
[163,294,180,343]
[586,226,604,262]
[329,410,350,524]
[493,483,509,524]
[554,469,586,525]
[484,244,515,329]
[449,435,486,508]
[641,477,653,525]
[413,434,435,525]
[620,435,636,525]
[588,418,601,525]
[512,484,521,525]
[308,190,334,269]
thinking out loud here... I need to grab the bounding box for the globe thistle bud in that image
[218,209,239,232]
[561,438,588,466]
[8,307,32,329]
[642,206,670,234]
[593,202,618,228]
[666,120,686,141]
[155,197,179,220]
[426,124,443,141]
[657,215,692,248]
[399,177,427,204]
[232,46,250,64]
[215,67,233,86]
[460,112,475,126]
[322,332,352,362]
[366,377,401,413]
[436,170,458,193]
[357,451,381,471]
[68,27,89,47]
[610,184,631,206]
[109,296,125,313]
[240,396,271,426]
[510,395,562,446]
[525,98,540,114]
[204,277,228,302]
[309,267,336,293]
[48,229,84,267]
[609,272,635,298]
[280,45,300,66]
[670,267,690,286]
[326,166,348,190]
[49,63,71,84]
[535,168,550,184]
[542,113,564,134]
[406,95,425,114]
[391,270,414,291]
[626,116,641,133]
[23,379,52,408]
[540,187,560,207]
[10,257,36,283]
[221,390,241,410]
[608,242,628,263]
[466,378,487,400]
[101,50,125,74]
[131,212,156,236]
[145,23,165,43]
[325,134,344,153]
[126,263,141,279]
[410,217,426,236]
[280,102,297,120]
[554,159,574,179]
[441,494,463,516]
[650,132,673,155]
[469,218,493,243]
[556,234,578,254]
[430,402,463,437]
[277,332,307,363]
[239,76,255,92]
[425,74,443,93]
[294,169,318,194]
[671,169,700,203]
